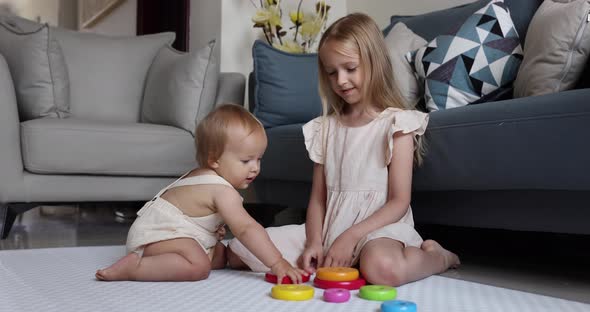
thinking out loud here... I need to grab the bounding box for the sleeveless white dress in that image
[229,108,429,272]
[126,174,230,260]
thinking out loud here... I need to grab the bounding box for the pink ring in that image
[323,288,351,303]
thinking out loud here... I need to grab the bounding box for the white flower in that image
[300,18,323,40]
[251,0,330,54]
[252,8,272,24]
[273,40,305,53]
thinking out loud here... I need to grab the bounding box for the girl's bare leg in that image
[359,238,460,286]
[96,238,211,281]
[226,244,249,270]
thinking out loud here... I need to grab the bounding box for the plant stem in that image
[264,23,272,45]
[276,25,283,45]
[294,0,302,41]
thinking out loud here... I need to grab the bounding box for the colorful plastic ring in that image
[359,285,397,301]
[316,267,359,282]
[271,285,314,301]
[381,300,417,312]
[265,272,310,284]
[313,277,366,290]
[323,288,351,303]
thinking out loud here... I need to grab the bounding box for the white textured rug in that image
[0,246,588,312]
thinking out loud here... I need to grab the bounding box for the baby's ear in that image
[208,158,220,169]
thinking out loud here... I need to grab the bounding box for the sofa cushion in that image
[53,29,174,122]
[384,0,542,45]
[413,89,590,191]
[384,22,427,106]
[21,118,195,176]
[0,14,70,120]
[259,123,313,182]
[407,0,523,111]
[251,40,322,128]
[513,0,590,98]
[141,40,219,135]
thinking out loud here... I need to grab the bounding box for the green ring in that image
[359,285,397,301]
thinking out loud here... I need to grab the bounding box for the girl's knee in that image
[361,256,407,287]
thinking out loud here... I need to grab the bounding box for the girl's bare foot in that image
[211,242,227,270]
[421,239,461,271]
[95,253,140,281]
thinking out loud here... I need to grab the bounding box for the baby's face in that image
[214,126,267,189]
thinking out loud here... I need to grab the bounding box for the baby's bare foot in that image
[95,253,140,281]
[421,239,461,271]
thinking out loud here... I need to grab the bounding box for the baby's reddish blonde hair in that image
[195,104,264,168]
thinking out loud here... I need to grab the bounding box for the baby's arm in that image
[215,188,306,283]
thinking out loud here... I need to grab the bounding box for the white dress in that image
[228,107,429,272]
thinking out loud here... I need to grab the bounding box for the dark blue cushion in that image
[251,40,322,128]
[383,0,542,45]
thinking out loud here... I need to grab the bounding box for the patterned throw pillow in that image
[407,0,523,111]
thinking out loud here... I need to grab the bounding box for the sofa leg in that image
[1,204,17,239]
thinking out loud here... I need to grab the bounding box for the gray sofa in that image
[250,0,590,235]
[0,18,245,238]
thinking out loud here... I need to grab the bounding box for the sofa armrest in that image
[215,72,246,107]
[414,88,590,191]
[0,54,26,203]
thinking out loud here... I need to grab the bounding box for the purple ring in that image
[323,288,351,303]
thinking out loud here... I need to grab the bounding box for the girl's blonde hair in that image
[195,104,264,168]
[317,13,426,165]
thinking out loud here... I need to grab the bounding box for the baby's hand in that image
[270,258,308,284]
[215,224,226,241]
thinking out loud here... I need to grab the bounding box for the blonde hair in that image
[317,13,426,165]
[195,104,264,168]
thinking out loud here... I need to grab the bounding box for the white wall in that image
[346,0,474,29]
[0,0,60,25]
[220,0,348,76]
[86,0,136,36]
[190,0,220,52]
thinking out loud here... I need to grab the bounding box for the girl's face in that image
[211,125,267,189]
[319,39,365,107]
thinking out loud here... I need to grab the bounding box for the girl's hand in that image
[270,258,308,284]
[323,232,357,268]
[299,242,324,274]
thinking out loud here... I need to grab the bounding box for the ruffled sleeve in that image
[385,109,429,165]
[302,117,326,164]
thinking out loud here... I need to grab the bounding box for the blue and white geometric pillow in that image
[406,0,523,111]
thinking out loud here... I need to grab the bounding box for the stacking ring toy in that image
[271,285,314,301]
[265,272,310,284]
[381,300,417,312]
[313,277,366,290]
[316,267,359,282]
[359,285,397,301]
[323,288,351,303]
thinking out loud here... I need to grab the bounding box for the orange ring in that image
[316,267,359,282]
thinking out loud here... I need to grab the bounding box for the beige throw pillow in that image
[141,40,219,135]
[514,0,590,97]
[53,29,175,122]
[384,22,427,107]
[0,14,70,120]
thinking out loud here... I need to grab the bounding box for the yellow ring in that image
[271,285,315,301]
[316,267,359,282]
